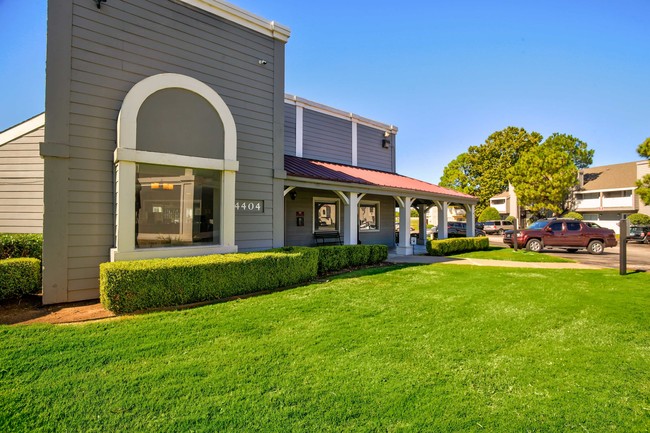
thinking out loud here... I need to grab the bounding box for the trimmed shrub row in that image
[100,247,319,314]
[426,237,490,256]
[0,233,43,260]
[0,258,41,301]
[317,244,388,274]
[100,244,389,314]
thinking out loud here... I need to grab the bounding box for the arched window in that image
[111,73,238,261]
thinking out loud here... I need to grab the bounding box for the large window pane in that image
[315,201,338,232]
[136,164,220,248]
[359,203,379,231]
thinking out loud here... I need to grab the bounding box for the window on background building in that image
[136,163,221,248]
[314,199,339,232]
[359,202,379,231]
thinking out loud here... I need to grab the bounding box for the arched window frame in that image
[111,73,238,261]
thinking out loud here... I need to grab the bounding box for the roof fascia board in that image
[0,113,45,146]
[285,94,398,133]
[579,186,636,193]
[178,0,290,42]
[285,176,477,204]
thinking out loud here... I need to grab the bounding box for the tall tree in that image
[543,133,594,168]
[509,144,578,215]
[440,127,542,213]
[439,153,476,196]
[636,137,650,205]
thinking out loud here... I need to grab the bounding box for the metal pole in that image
[513,218,518,251]
[619,218,627,276]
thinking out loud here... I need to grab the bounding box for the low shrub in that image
[629,213,650,225]
[478,207,501,222]
[563,211,583,220]
[426,237,490,256]
[317,244,388,274]
[0,233,43,260]
[0,258,41,301]
[100,247,319,314]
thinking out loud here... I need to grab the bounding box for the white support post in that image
[351,121,358,166]
[397,196,413,255]
[417,203,428,245]
[437,201,449,239]
[339,192,361,245]
[465,204,476,237]
[296,105,303,157]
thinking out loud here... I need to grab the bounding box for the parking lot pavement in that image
[489,235,650,272]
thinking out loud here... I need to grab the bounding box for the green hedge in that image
[0,233,43,260]
[426,237,490,256]
[100,244,389,314]
[317,244,388,274]
[0,258,41,301]
[100,247,319,314]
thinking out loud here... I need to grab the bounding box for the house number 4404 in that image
[235,200,264,213]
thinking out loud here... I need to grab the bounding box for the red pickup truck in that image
[503,219,617,255]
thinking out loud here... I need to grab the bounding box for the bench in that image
[314,231,343,246]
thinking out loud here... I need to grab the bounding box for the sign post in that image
[619,219,627,276]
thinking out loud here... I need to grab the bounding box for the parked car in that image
[627,225,650,244]
[438,221,486,238]
[503,218,617,254]
[482,220,514,234]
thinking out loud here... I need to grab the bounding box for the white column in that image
[417,203,428,245]
[466,204,476,237]
[295,105,303,157]
[114,161,136,254]
[339,191,363,245]
[221,170,237,247]
[351,121,358,166]
[396,196,413,255]
[437,201,448,239]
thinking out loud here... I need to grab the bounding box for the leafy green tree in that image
[509,145,578,216]
[628,213,650,225]
[439,153,476,196]
[478,207,501,222]
[543,133,593,169]
[563,211,583,220]
[636,137,650,205]
[440,127,542,213]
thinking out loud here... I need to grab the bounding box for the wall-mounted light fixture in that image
[95,0,106,9]
[289,190,297,200]
[382,138,390,149]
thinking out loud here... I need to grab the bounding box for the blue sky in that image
[1,0,649,184]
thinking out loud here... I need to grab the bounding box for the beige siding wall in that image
[0,126,44,233]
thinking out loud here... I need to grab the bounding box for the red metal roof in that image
[285,155,475,200]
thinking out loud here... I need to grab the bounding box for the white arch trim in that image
[117,73,237,161]
[112,73,238,261]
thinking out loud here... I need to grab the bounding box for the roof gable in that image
[581,161,639,190]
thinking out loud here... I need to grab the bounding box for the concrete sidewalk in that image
[387,247,602,270]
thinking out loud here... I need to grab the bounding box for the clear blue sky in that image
[1,0,649,184]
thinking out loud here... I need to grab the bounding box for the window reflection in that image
[135,164,220,248]
[315,201,338,232]
[359,203,378,231]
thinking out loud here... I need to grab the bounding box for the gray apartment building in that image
[0,0,477,304]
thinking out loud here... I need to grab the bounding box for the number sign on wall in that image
[235,200,264,213]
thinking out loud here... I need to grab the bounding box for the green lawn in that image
[2,265,649,432]
[450,246,574,263]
